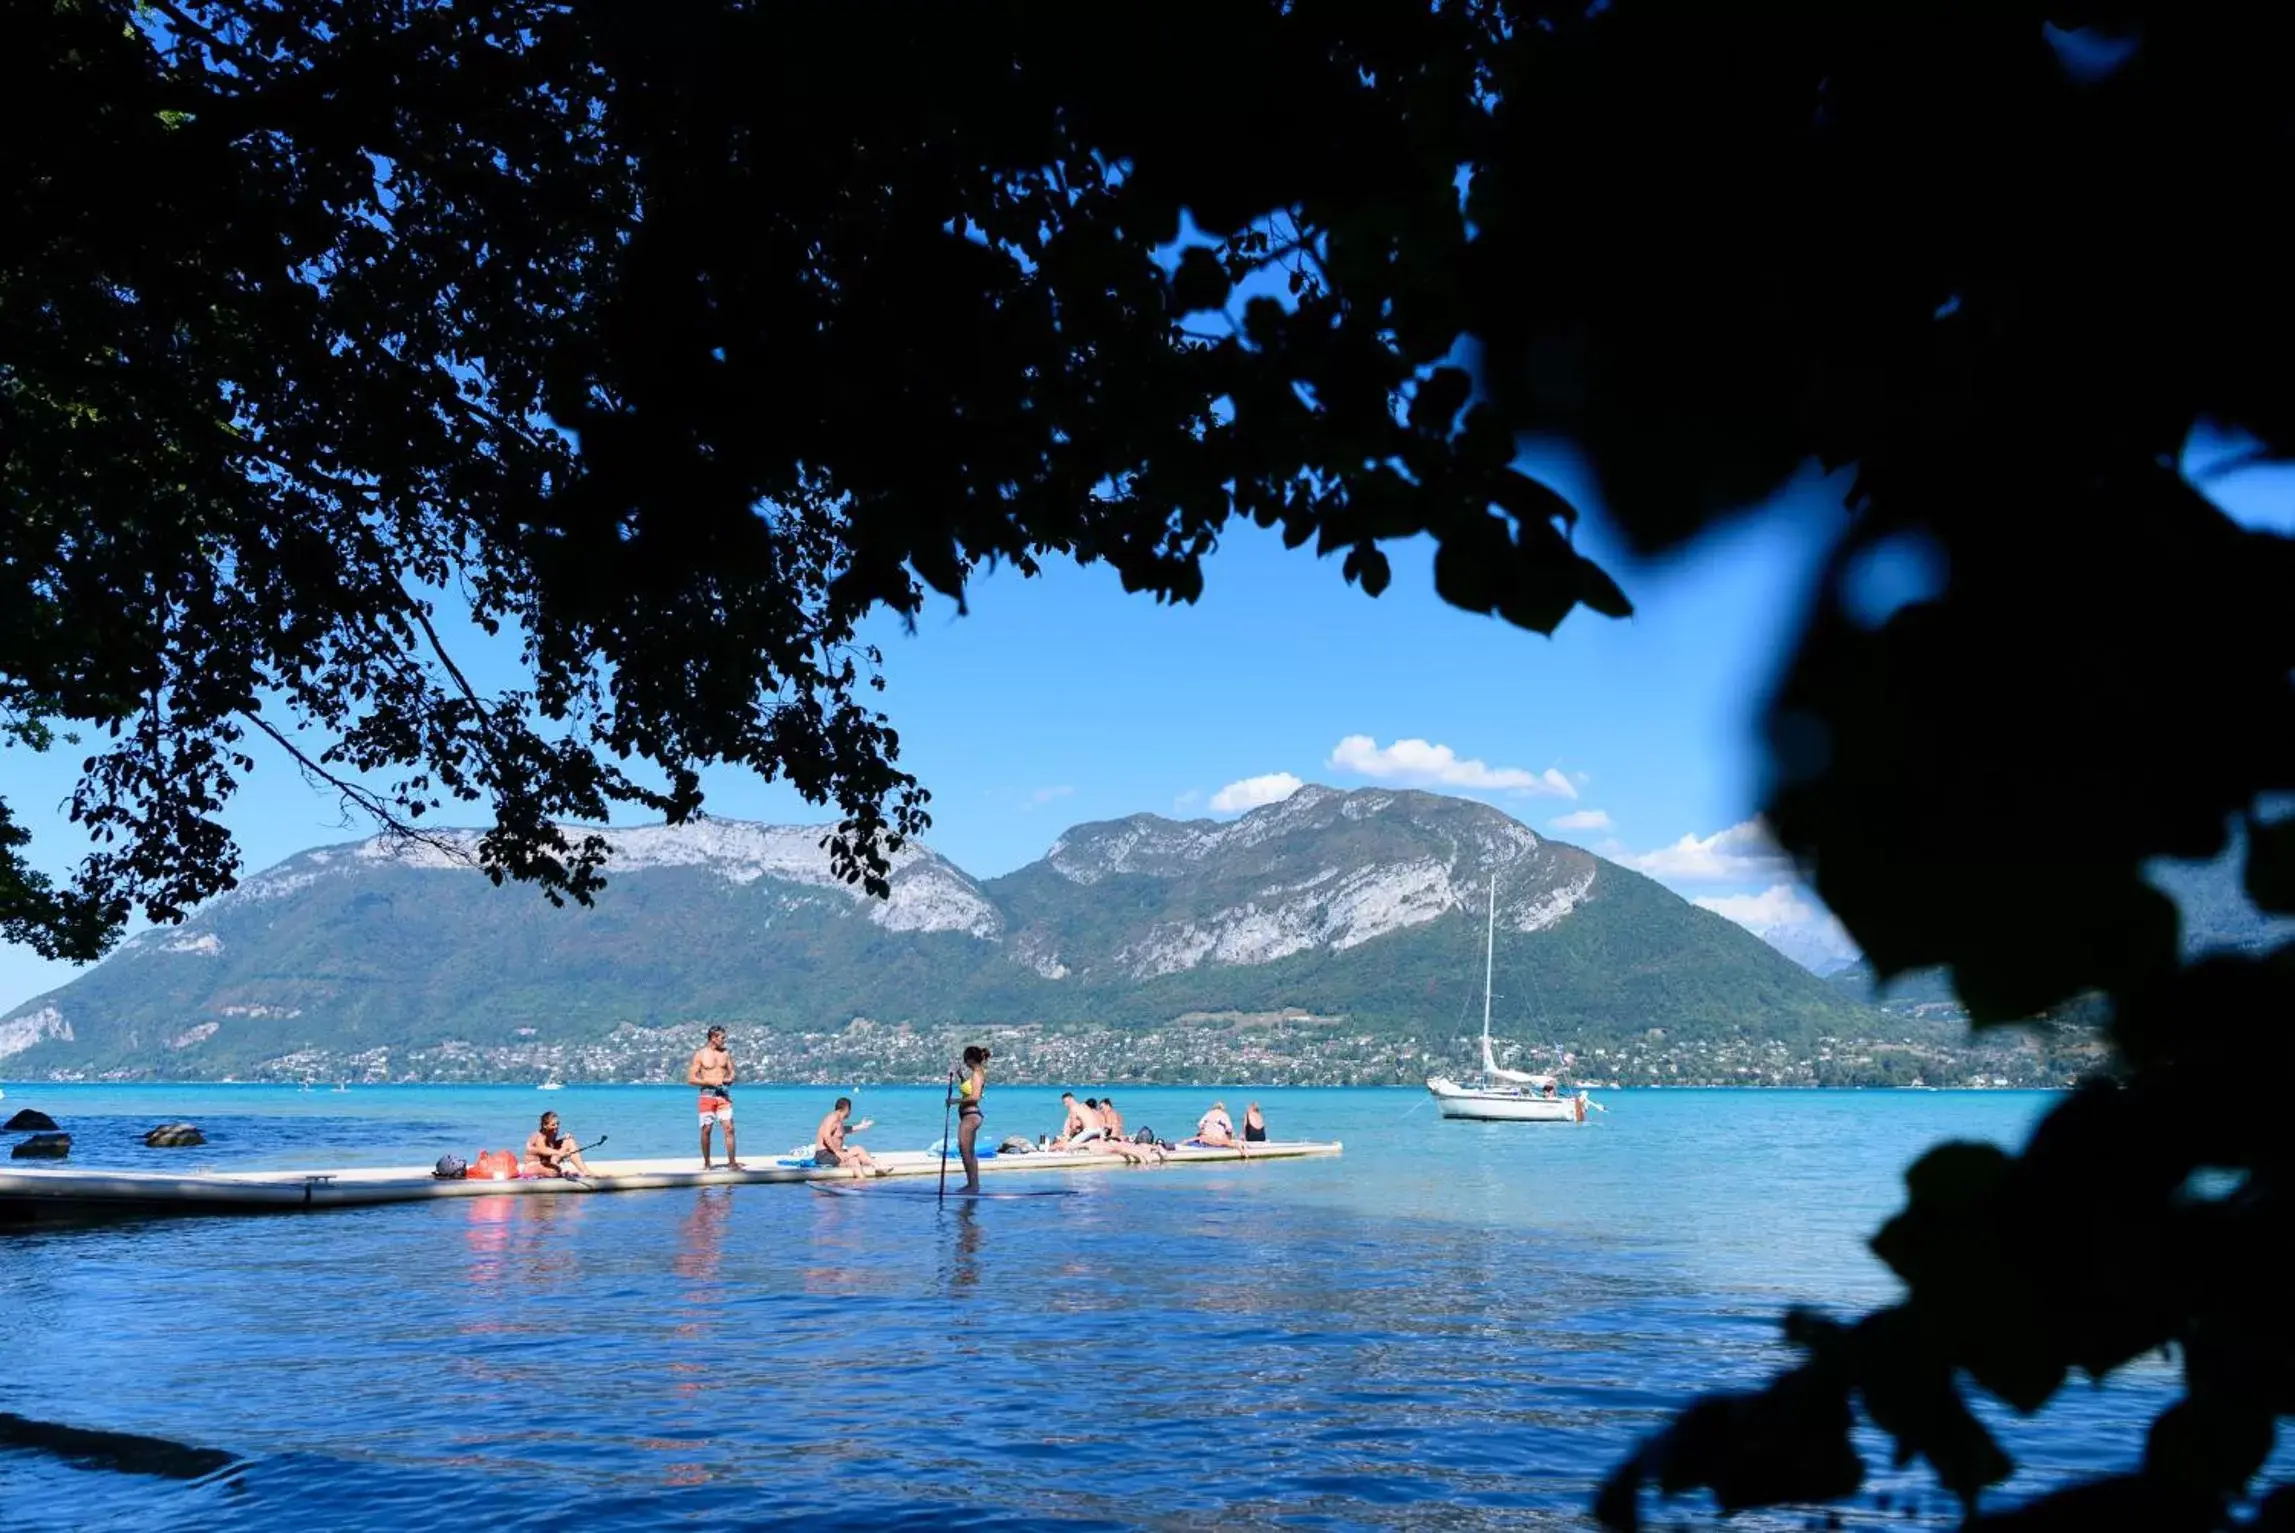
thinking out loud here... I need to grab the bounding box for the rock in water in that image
[10,1133,71,1160]
[4,1109,59,1133]
[144,1123,206,1148]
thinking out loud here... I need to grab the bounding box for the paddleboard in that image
[810,1183,1078,1200]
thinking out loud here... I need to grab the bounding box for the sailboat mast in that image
[1482,873,1496,1055]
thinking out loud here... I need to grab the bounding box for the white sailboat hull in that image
[1426,1078,1587,1122]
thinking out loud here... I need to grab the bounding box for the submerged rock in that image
[9,1133,71,1160]
[144,1123,206,1148]
[4,1109,59,1133]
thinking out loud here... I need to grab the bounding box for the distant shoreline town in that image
[12,1013,2102,1091]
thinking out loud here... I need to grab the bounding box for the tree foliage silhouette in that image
[5,4,2291,1526]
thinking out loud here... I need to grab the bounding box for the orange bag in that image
[465,1149,520,1180]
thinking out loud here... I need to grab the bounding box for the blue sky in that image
[3,441,2289,1012]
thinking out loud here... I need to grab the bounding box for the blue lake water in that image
[0,1084,2200,1528]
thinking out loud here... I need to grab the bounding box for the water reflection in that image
[672,1187,732,1287]
[668,1189,734,1408]
[947,1200,982,1296]
[461,1194,516,1289]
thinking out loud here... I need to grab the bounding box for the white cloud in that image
[1694,883,1860,972]
[1625,819,1793,883]
[1549,809,1612,832]
[1327,735,1577,798]
[1028,785,1076,808]
[1694,884,1816,927]
[1173,789,1205,813]
[1209,772,1305,814]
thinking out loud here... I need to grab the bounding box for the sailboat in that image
[1425,876,1593,1123]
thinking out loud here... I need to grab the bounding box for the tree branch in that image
[238,710,474,867]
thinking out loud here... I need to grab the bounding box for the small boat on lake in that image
[537,1080,564,1091]
[1425,876,1594,1124]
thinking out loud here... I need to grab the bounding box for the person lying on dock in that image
[1192,1102,1239,1151]
[813,1098,881,1177]
[1090,1096,1168,1164]
[1048,1093,1107,1150]
[524,1111,593,1179]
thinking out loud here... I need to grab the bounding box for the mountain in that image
[1741,919,1860,978]
[1,785,1902,1081]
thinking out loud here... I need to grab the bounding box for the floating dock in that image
[0,1140,1342,1222]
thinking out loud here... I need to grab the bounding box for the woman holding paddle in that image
[951,1045,990,1194]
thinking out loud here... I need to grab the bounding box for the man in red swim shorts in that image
[687,1025,742,1170]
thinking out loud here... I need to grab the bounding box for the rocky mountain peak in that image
[1008,786,1578,982]
[177,817,1002,942]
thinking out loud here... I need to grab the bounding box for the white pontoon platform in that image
[0,1140,1341,1221]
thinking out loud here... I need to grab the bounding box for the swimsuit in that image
[1244,1121,1266,1143]
[698,1084,733,1124]
[956,1076,983,1120]
[526,1132,577,1176]
[815,1143,844,1166]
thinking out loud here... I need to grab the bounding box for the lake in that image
[0,1084,2188,1528]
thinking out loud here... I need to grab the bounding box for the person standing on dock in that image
[688,1025,743,1170]
[952,1045,990,1194]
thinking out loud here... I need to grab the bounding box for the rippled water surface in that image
[0,1085,2190,1528]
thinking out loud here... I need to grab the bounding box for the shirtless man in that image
[687,1025,742,1170]
[1050,1092,1105,1150]
[813,1097,880,1177]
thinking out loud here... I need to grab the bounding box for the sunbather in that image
[1090,1096,1167,1163]
[814,1097,880,1177]
[1193,1101,1238,1149]
[523,1111,593,1178]
[1049,1092,1107,1150]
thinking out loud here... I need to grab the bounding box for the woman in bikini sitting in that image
[523,1111,593,1179]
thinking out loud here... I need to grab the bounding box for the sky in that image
[3,440,2289,1014]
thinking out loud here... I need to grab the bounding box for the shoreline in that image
[4,1078,2074,1093]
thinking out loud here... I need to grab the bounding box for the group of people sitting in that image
[1039,1094,1269,1161]
[1189,1099,1268,1151]
[1044,1092,1165,1163]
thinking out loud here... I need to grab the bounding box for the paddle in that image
[937,1069,956,1205]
